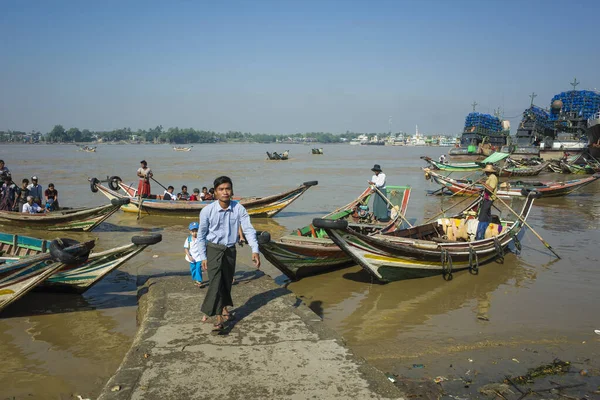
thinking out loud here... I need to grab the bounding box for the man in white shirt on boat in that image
[22,195,45,214]
[368,164,389,222]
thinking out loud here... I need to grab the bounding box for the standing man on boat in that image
[198,176,261,332]
[475,164,498,240]
[136,160,153,198]
[0,160,9,181]
[27,176,43,204]
[368,164,388,222]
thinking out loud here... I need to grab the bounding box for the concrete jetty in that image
[98,261,406,400]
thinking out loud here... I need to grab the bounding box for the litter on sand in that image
[412,364,425,368]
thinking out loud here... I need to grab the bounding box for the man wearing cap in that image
[27,176,43,205]
[198,176,260,332]
[475,164,498,240]
[136,160,153,198]
[368,164,389,222]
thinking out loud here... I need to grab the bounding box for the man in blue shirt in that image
[198,176,260,332]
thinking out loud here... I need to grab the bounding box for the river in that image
[0,143,598,399]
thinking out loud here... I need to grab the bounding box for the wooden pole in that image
[493,194,561,259]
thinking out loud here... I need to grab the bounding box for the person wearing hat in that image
[368,164,389,222]
[184,221,205,288]
[136,160,153,198]
[27,176,43,205]
[475,164,499,240]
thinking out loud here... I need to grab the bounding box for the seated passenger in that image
[22,195,44,213]
[189,188,201,201]
[163,185,176,200]
[200,186,208,200]
[204,188,214,201]
[45,183,59,210]
[178,185,190,201]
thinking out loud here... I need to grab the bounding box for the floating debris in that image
[412,363,425,369]
[510,359,570,384]
[111,385,121,392]
[512,358,520,363]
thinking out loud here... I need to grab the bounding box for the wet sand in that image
[0,143,599,398]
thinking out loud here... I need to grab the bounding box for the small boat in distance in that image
[267,150,289,160]
[173,146,193,152]
[311,148,324,154]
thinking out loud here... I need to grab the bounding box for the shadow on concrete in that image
[224,285,290,333]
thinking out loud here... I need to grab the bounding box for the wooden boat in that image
[173,146,193,152]
[77,145,97,153]
[89,177,318,218]
[311,148,324,155]
[0,198,128,231]
[421,152,510,172]
[426,168,600,198]
[259,186,412,280]
[0,237,95,312]
[266,150,289,160]
[497,161,549,177]
[313,194,537,282]
[0,232,162,312]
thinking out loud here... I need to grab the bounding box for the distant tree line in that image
[2,125,368,144]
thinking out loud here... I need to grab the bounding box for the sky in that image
[1,0,599,135]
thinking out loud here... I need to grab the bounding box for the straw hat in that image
[482,164,497,173]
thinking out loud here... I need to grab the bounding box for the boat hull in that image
[259,186,412,280]
[0,202,121,232]
[315,197,534,282]
[91,179,317,218]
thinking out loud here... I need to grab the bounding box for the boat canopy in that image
[481,152,510,164]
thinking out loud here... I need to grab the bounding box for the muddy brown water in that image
[0,143,599,399]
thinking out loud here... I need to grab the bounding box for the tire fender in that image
[302,181,318,187]
[108,176,122,191]
[256,231,271,245]
[49,238,92,265]
[111,198,131,206]
[131,233,163,245]
[312,218,348,230]
[90,178,100,193]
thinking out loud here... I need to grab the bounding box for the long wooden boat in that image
[0,198,128,231]
[173,146,193,152]
[0,231,162,313]
[313,194,537,282]
[560,160,597,174]
[426,168,600,198]
[259,186,412,280]
[0,238,96,313]
[89,177,317,218]
[420,152,510,172]
[498,161,549,177]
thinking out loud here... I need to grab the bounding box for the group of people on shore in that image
[136,160,215,201]
[0,159,60,213]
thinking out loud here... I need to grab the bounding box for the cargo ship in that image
[540,81,600,159]
[587,111,600,159]
[448,106,510,160]
[500,104,553,159]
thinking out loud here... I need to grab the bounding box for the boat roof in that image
[481,152,510,164]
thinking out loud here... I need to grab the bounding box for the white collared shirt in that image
[371,173,386,189]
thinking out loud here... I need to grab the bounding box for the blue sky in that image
[1,0,599,135]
